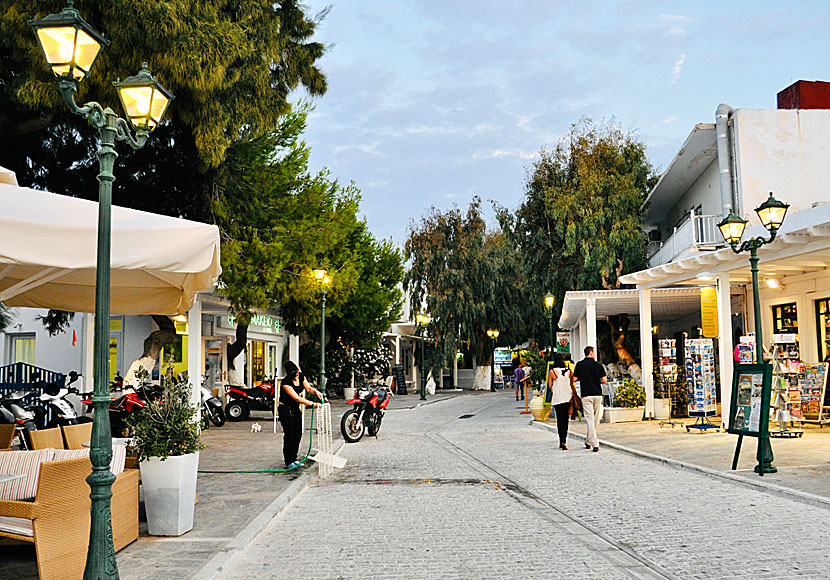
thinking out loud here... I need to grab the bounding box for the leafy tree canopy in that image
[497,118,656,347]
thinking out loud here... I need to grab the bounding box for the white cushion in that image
[53,444,126,476]
[0,448,56,501]
[0,515,33,536]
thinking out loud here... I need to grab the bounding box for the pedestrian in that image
[514,361,526,401]
[549,353,575,450]
[572,346,607,452]
[278,361,323,469]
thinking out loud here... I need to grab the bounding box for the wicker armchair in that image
[0,424,14,449]
[28,428,64,450]
[61,423,93,450]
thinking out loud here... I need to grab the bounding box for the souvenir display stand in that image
[794,362,830,427]
[684,338,720,433]
[655,339,681,428]
[769,338,804,437]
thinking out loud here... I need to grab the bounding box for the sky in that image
[298,0,830,244]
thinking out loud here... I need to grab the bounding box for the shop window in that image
[772,303,798,334]
[817,299,830,362]
[251,341,265,383]
[9,334,35,365]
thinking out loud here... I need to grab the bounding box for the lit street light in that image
[717,191,790,475]
[313,263,331,399]
[544,293,555,360]
[486,328,500,391]
[29,3,172,577]
[415,313,431,401]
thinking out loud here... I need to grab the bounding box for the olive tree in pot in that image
[127,363,204,536]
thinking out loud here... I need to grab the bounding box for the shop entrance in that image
[816,298,830,362]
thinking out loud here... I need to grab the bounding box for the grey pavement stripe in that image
[532,420,830,512]
[429,420,678,580]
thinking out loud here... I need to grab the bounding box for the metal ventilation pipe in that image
[716,103,735,217]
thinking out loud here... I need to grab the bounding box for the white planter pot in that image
[140,452,199,536]
[343,387,356,401]
[653,398,671,420]
[602,406,644,423]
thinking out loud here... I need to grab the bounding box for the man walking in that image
[514,361,525,401]
[573,346,607,452]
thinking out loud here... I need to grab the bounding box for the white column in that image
[289,334,300,363]
[717,272,734,429]
[188,295,202,424]
[453,348,459,387]
[395,335,401,365]
[639,288,654,418]
[586,298,597,360]
[82,313,95,394]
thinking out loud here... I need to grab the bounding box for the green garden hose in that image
[198,407,316,474]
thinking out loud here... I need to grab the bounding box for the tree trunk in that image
[227,322,249,386]
[473,365,491,390]
[123,315,176,386]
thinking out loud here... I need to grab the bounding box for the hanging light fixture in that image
[114,64,174,131]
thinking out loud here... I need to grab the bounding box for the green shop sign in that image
[220,314,281,334]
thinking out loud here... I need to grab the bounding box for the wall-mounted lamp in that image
[696,272,715,281]
[764,278,783,289]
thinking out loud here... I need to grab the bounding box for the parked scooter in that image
[200,377,226,429]
[39,371,89,428]
[340,379,393,443]
[225,377,276,421]
[0,390,39,447]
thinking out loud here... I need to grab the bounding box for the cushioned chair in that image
[61,422,93,450]
[28,427,64,450]
[0,424,14,449]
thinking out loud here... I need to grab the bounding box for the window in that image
[9,334,35,365]
[816,299,830,362]
[772,303,798,334]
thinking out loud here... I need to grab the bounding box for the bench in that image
[0,449,138,580]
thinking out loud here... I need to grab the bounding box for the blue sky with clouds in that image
[298,1,830,243]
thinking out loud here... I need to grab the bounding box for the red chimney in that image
[777,80,830,109]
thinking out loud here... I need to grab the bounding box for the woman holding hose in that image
[278,361,323,469]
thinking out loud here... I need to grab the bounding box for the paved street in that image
[222,393,830,579]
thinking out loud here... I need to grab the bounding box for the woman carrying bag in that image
[549,353,577,450]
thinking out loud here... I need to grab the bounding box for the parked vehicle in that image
[39,371,89,428]
[340,380,392,443]
[200,378,226,428]
[82,381,163,436]
[0,390,39,447]
[225,378,277,421]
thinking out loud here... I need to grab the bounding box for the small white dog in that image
[250,422,262,433]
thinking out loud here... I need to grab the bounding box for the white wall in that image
[662,160,722,238]
[734,109,830,221]
[1,307,85,375]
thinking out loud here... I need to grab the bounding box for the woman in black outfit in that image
[549,353,574,450]
[278,361,323,469]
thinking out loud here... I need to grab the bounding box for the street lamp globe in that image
[115,64,174,131]
[415,313,430,325]
[29,2,107,82]
[717,212,748,247]
[755,192,789,234]
[544,293,555,310]
[312,263,329,284]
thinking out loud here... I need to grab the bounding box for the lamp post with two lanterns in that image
[486,328,500,391]
[415,313,431,401]
[717,192,790,476]
[29,3,173,577]
[312,264,331,399]
[544,293,555,360]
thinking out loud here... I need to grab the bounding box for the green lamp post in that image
[487,328,500,391]
[312,264,331,399]
[717,192,790,475]
[29,4,172,578]
[544,293,555,360]
[415,313,431,401]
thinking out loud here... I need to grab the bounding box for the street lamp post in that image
[415,313,431,401]
[544,293,555,360]
[29,4,172,578]
[313,264,331,399]
[718,192,790,475]
[486,328,500,391]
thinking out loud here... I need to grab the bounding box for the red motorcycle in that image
[82,381,162,436]
[340,381,392,442]
[224,378,276,421]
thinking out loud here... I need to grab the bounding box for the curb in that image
[530,420,830,512]
[191,440,346,580]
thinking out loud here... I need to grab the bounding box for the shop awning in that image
[0,181,221,315]
[558,287,709,329]
[620,203,830,289]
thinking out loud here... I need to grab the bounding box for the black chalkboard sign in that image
[393,364,407,395]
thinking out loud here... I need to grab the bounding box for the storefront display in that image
[816,298,830,361]
[684,338,719,432]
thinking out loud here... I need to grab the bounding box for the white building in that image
[559,80,830,426]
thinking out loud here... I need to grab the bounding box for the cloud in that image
[659,14,691,36]
[472,149,537,160]
[671,53,686,84]
[659,14,691,23]
[663,116,678,124]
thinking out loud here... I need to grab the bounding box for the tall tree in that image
[497,118,656,350]
[405,198,526,390]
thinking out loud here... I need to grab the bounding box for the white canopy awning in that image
[0,181,221,315]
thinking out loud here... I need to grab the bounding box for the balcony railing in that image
[649,211,725,268]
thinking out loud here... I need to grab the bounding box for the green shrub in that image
[613,378,645,408]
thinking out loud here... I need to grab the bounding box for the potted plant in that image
[603,378,645,423]
[126,361,204,536]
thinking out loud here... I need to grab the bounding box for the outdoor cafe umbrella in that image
[0,176,221,315]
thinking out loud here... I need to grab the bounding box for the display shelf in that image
[685,339,718,432]
[655,339,682,427]
[769,341,805,437]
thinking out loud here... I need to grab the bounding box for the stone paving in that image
[223,392,830,579]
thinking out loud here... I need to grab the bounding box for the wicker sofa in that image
[0,450,139,580]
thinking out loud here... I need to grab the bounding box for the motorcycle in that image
[340,379,392,443]
[39,371,89,428]
[200,378,226,428]
[82,380,162,436]
[225,378,276,421]
[0,390,39,448]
